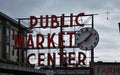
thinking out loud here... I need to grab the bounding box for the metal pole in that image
[60,16,64,67]
[91,14,94,75]
[91,15,94,62]
[17,19,20,62]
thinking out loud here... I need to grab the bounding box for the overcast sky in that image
[0,0,120,63]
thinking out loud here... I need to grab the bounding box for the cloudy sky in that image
[0,0,120,63]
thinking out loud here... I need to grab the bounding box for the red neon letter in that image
[26,34,34,49]
[48,33,56,48]
[58,52,66,67]
[14,35,24,49]
[36,34,44,48]
[26,53,35,67]
[75,13,84,26]
[30,16,38,29]
[67,32,75,47]
[47,53,56,66]
[68,52,75,65]
[101,67,107,74]
[107,67,113,73]
[40,15,48,28]
[78,52,86,65]
[51,15,59,28]
[97,67,102,73]
[38,53,45,66]
[70,13,73,27]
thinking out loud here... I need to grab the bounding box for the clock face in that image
[75,27,99,51]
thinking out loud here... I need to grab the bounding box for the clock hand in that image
[84,33,92,42]
[77,33,92,46]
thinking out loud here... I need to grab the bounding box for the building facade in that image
[0,12,30,64]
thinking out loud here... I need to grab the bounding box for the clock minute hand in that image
[84,33,92,42]
[77,33,92,46]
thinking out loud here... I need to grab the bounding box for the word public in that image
[30,13,84,29]
[14,13,85,49]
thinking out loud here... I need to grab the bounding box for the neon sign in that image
[14,12,91,67]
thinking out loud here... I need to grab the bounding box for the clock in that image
[75,27,99,51]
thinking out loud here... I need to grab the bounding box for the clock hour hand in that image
[77,33,92,46]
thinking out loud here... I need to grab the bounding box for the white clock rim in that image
[75,27,99,51]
